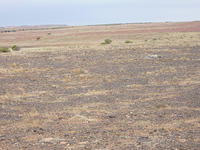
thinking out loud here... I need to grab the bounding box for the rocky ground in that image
[0,22,200,149]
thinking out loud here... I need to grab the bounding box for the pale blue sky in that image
[0,0,200,27]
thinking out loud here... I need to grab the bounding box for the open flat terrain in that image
[0,21,200,149]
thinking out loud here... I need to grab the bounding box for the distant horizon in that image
[1,20,200,28]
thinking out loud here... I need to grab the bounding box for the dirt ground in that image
[0,22,200,149]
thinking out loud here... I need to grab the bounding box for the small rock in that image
[40,137,65,144]
[145,54,161,59]
[0,135,6,141]
[107,115,116,119]
[58,117,64,120]
[28,127,45,135]
[60,141,67,145]
[137,136,149,143]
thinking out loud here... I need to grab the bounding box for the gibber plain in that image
[0,21,200,149]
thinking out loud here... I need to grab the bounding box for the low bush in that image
[0,47,10,53]
[125,40,133,43]
[101,39,112,45]
[11,45,20,51]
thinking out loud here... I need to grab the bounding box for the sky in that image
[0,0,200,27]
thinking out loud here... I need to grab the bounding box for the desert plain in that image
[0,21,200,149]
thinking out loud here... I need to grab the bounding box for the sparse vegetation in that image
[101,39,112,45]
[72,68,88,75]
[11,45,20,51]
[125,40,133,43]
[0,30,16,33]
[0,47,10,53]
[0,22,200,149]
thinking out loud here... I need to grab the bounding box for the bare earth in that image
[0,22,200,149]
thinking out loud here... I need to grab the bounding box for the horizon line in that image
[1,20,200,29]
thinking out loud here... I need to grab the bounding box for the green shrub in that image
[101,39,112,45]
[12,45,17,50]
[48,33,51,35]
[125,40,133,44]
[105,39,112,44]
[11,45,20,51]
[0,47,10,53]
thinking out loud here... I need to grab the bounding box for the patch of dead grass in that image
[73,90,109,97]
[146,67,177,76]
[71,68,88,75]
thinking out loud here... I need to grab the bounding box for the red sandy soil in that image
[76,22,200,36]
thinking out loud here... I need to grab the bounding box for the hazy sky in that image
[0,0,200,27]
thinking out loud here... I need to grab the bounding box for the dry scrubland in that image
[0,22,200,149]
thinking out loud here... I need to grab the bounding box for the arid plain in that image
[0,22,200,149]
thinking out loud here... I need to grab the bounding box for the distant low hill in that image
[0,25,69,33]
